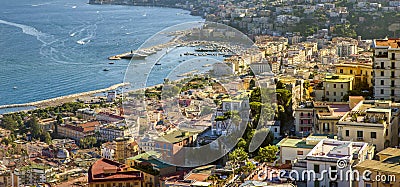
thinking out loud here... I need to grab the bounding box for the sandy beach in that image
[0,83,129,110]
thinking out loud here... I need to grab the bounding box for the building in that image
[88,158,142,187]
[0,166,12,187]
[294,102,314,134]
[13,164,53,186]
[96,112,125,123]
[315,74,354,102]
[335,60,373,88]
[277,136,316,164]
[101,142,116,160]
[101,138,139,163]
[58,121,100,142]
[265,120,281,139]
[373,38,400,101]
[354,148,400,187]
[38,118,56,132]
[153,129,198,160]
[126,151,177,187]
[337,100,400,151]
[97,123,136,142]
[249,61,271,75]
[295,139,374,187]
[313,102,351,135]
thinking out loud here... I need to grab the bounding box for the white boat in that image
[77,40,85,45]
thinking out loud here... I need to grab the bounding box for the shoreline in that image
[87,1,204,17]
[0,83,129,110]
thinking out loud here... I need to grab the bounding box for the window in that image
[297,150,303,155]
[357,131,363,138]
[340,69,343,73]
[340,84,343,89]
[323,123,330,131]
[341,92,343,96]
[381,89,384,94]
[392,71,395,78]
[315,180,320,187]
[333,92,336,96]
[360,70,363,74]
[392,53,396,60]
[392,90,395,96]
[350,70,353,74]
[381,80,384,85]
[326,91,330,95]
[371,132,376,139]
[392,62,396,68]
[381,71,384,76]
[274,128,277,132]
[381,62,384,68]
[386,129,388,136]
[392,80,395,87]
[314,164,320,173]
[345,130,349,136]
[333,84,336,88]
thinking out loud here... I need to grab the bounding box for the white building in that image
[373,38,400,101]
[295,139,374,187]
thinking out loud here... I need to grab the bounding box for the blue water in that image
[0,0,202,105]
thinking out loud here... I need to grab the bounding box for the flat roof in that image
[155,129,199,144]
[277,138,315,149]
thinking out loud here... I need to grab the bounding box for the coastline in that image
[88,0,204,17]
[0,83,129,110]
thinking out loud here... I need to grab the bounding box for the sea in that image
[0,0,203,106]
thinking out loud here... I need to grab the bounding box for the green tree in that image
[229,147,248,164]
[44,132,52,145]
[27,116,41,139]
[1,115,18,130]
[255,145,279,163]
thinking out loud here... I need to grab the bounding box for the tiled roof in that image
[88,158,142,183]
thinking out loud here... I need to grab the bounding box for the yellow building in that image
[115,137,139,163]
[335,61,373,88]
[318,74,354,102]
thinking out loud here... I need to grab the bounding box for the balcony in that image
[357,137,363,141]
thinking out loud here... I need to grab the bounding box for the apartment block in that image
[373,38,400,101]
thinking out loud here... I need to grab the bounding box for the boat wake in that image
[0,19,53,44]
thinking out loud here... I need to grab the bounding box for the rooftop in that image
[277,138,315,149]
[307,139,369,160]
[155,129,199,144]
[88,158,141,183]
[355,156,400,174]
[376,148,400,158]
[375,38,400,48]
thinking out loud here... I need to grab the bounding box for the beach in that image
[0,83,129,111]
